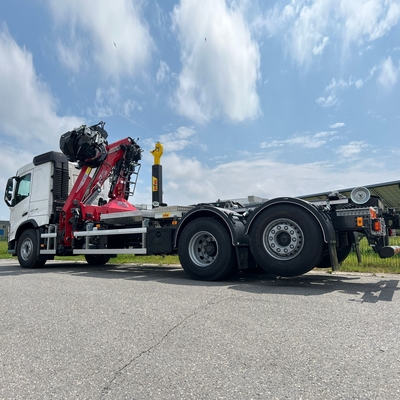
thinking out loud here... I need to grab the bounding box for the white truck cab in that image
[4,152,105,259]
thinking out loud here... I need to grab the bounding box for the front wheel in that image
[17,229,47,268]
[178,218,236,281]
[249,205,324,277]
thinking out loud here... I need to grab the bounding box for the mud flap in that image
[353,233,362,264]
[329,240,339,271]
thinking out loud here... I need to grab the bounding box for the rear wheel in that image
[249,205,324,277]
[84,254,111,265]
[178,218,236,281]
[17,229,47,268]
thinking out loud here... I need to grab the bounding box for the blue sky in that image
[0,0,400,219]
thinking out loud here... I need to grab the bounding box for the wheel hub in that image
[276,231,291,246]
[205,242,217,257]
[21,239,33,261]
[188,231,219,267]
[263,218,304,260]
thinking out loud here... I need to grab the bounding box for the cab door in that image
[8,172,32,241]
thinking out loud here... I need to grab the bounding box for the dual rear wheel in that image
[178,206,326,280]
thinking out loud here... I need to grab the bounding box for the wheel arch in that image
[10,221,43,257]
[246,198,338,269]
[15,219,40,243]
[175,206,247,249]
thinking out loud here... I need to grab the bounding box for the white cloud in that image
[313,36,329,55]
[314,130,336,138]
[261,131,336,149]
[336,141,368,158]
[355,79,364,89]
[0,25,83,219]
[56,39,87,74]
[156,60,170,84]
[91,87,120,118]
[156,126,197,152]
[0,143,38,219]
[316,94,338,108]
[340,0,400,44]
[368,65,378,79]
[86,87,142,119]
[158,152,400,207]
[0,25,82,153]
[260,0,400,66]
[171,0,260,123]
[378,56,400,89]
[317,76,365,107]
[329,122,345,129]
[123,99,142,116]
[46,0,154,79]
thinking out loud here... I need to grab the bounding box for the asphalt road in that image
[1,259,400,400]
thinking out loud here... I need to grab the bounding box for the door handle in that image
[22,211,28,217]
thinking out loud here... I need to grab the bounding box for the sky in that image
[0,0,399,220]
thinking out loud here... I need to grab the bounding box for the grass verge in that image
[339,236,400,274]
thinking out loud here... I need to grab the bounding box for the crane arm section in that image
[58,121,142,248]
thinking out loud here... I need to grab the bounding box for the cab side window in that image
[15,173,31,205]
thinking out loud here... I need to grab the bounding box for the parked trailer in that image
[4,122,400,280]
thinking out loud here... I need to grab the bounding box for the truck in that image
[4,121,400,280]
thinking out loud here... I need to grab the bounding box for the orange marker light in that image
[373,220,381,232]
[357,217,363,227]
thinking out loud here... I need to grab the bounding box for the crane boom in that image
[58,122,142,250]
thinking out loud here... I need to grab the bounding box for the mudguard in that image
[174,205,251,269]
[175,205,247,247]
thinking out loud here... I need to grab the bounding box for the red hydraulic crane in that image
[58,121,142,251]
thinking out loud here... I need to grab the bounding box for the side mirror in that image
[4,177,15,207]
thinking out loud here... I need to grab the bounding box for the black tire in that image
[178,218,236,281]
[317,244,352,268]
[249,205,324,277]
[17,229,47,268]
[84,254,111,266]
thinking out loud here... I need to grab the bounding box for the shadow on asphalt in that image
[0,260,398,303]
